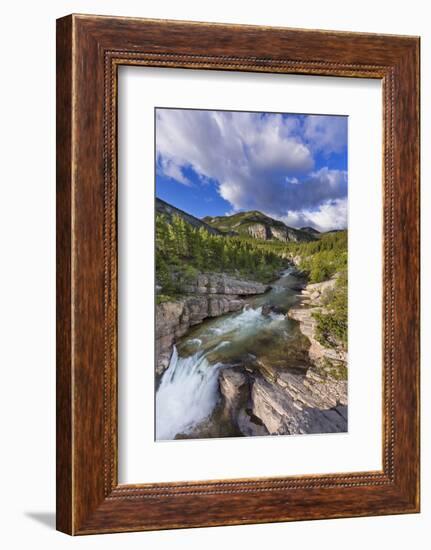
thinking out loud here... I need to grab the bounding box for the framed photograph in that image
[56,14,420,534]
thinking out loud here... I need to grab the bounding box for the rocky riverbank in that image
[287,277,348,374]
[156,269,348,439]
[216,347,347,437]
[156,273,268,375]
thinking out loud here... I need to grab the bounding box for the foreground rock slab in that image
[218,360,347,437]
[252,368,347,435]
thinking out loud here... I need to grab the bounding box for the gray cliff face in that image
[247,223,271,240]
[155,273,268,375]
[271,226,307,243]
[246,221,311,243]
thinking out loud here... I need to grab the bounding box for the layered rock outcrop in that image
[156,273,268,375]
[218,361,347,437]
[288,278,348,368]
[251,368,347,435]
[182,273,267,296]
[246,222,313,243]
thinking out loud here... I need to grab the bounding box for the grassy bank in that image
[290,231,348,349]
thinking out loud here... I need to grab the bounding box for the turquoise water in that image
[156,268,311,440]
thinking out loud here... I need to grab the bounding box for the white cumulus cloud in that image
[156,109,313,185]
[281,197,348,233]
[303,115,348,155]
[156,109,348,230]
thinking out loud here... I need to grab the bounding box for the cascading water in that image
[156,345,225,440]
[155,267,307,440]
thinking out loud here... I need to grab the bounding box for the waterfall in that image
[156,346,224,440]
[155,299,290,440]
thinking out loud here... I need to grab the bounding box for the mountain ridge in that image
[202,210,316,243]
[156,197,319,243]
[156,198,222,236]
[300,226,321,235]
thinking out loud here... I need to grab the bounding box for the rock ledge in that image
[156,273,268,374]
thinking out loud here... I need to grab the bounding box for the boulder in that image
[219,368,269,437]
[219,368,248,413]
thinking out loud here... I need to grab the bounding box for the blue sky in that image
[155,108,348,231]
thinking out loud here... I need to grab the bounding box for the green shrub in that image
[156,294,175,305]
[155,213,287,293]
[313,271,348,348]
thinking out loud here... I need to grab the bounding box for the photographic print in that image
[155,108,348,441]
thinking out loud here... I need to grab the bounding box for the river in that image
[155,268,312,440]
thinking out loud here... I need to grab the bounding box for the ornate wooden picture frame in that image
[56,14,420,535]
